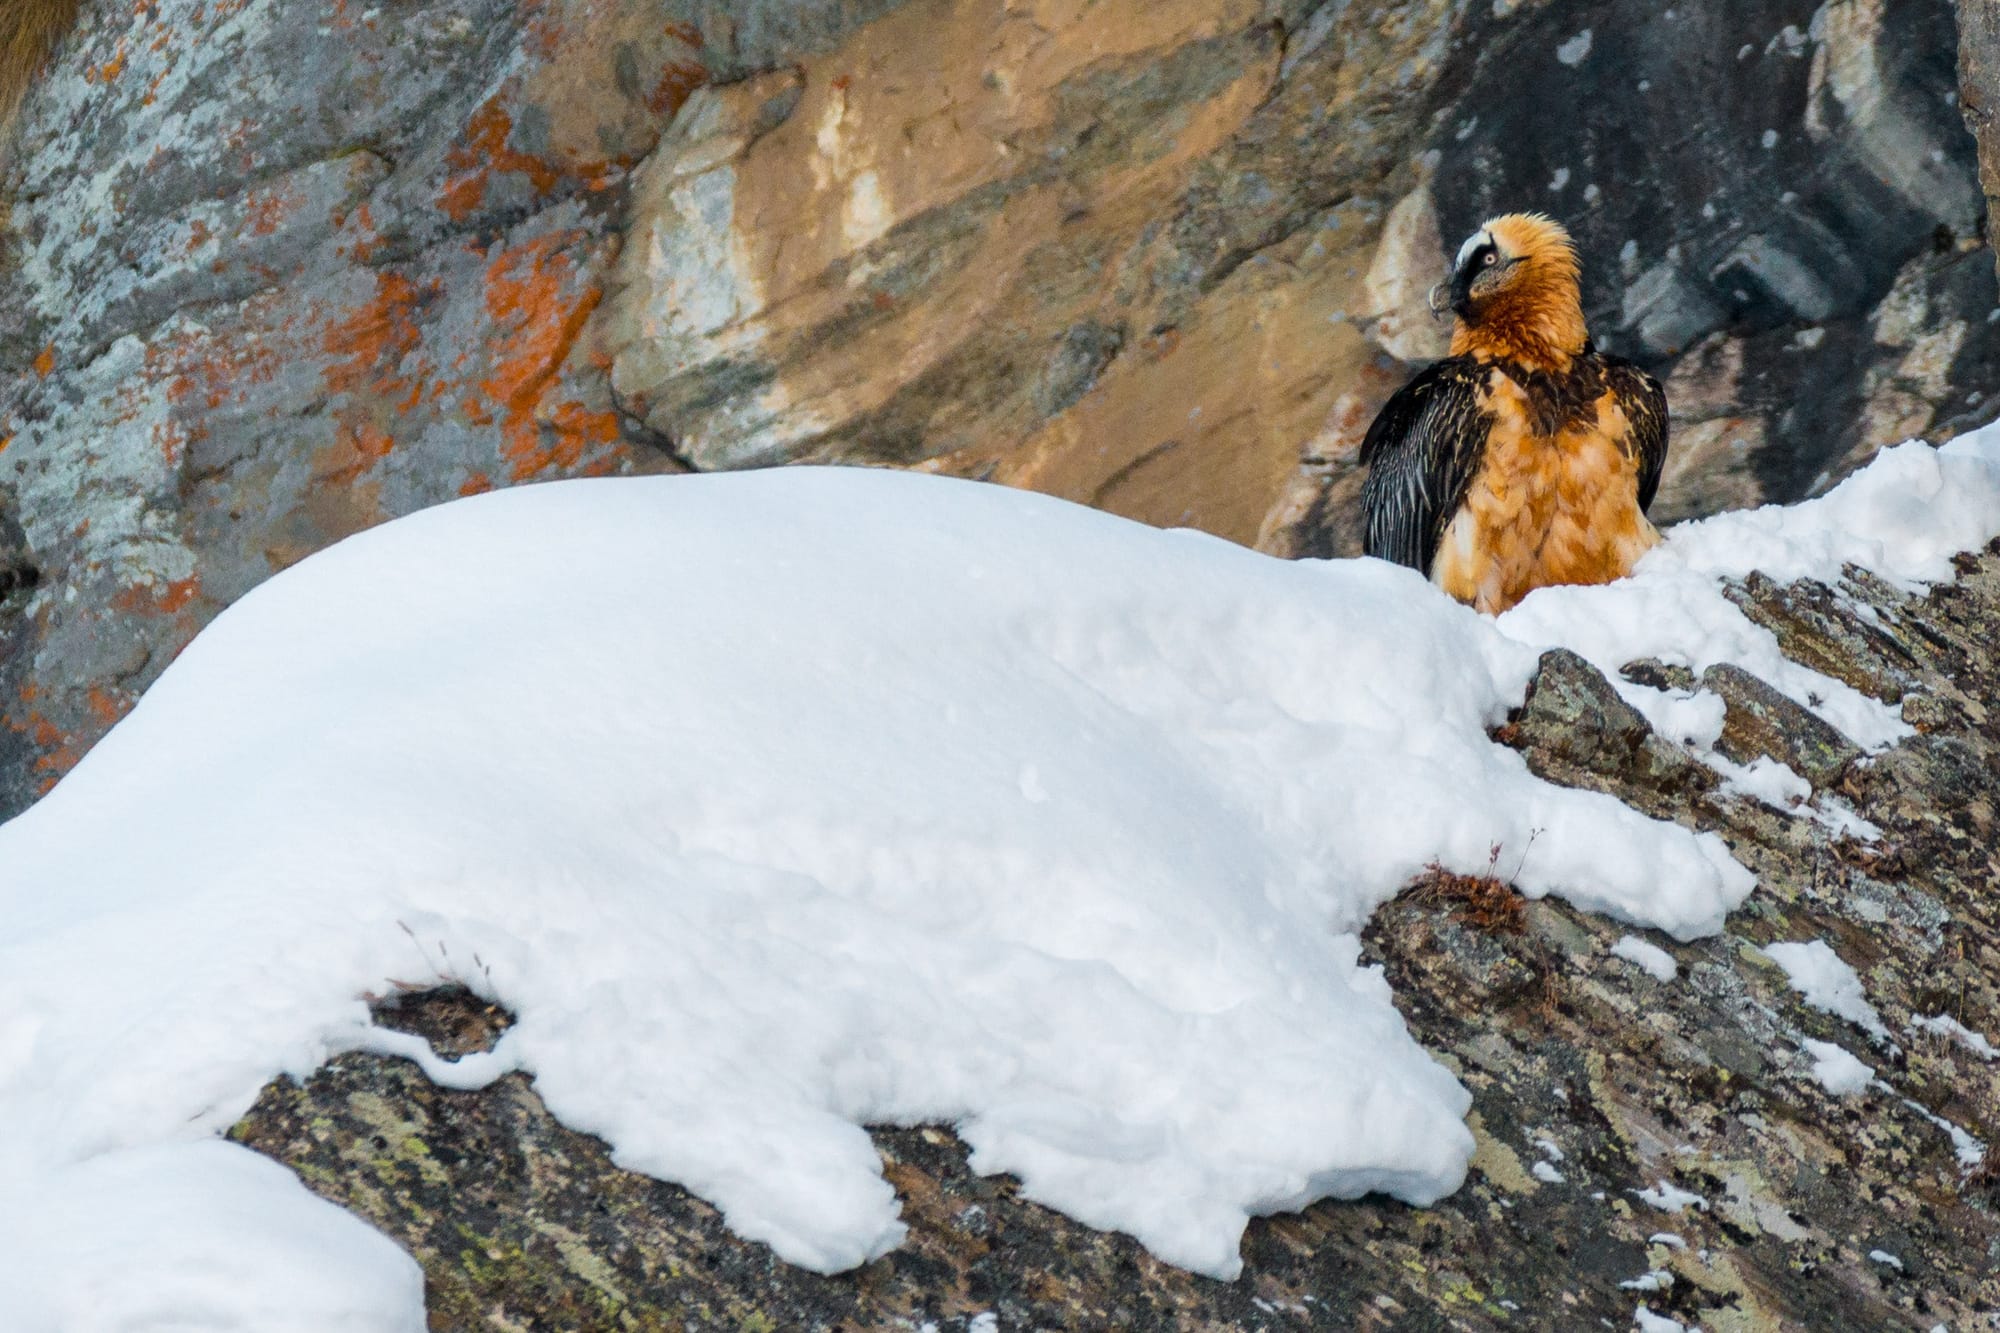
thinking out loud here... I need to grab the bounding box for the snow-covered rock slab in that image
[0,465,1760,1323]
[1498,431,2000,752]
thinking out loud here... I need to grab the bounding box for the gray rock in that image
[1506,647,1717,800]
[1701,660,1864,788]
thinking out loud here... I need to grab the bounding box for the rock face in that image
[600,0,2000,552]
[5,2,2000,1321]
[233,540,2000,1329]
[0,0,897,814]
[1431,0,1993,522]
[1960,0,2000,278]
[2,0,1998,813]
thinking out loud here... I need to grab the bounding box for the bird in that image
[1358,212,1667,614]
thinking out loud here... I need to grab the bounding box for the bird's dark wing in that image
[1603,355,1669,513]
[1359,357,1494,575]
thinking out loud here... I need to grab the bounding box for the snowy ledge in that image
[1,431,1999,1327]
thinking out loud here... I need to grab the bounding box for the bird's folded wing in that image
[1360,357,1496,574]
[1602,356,1669,514]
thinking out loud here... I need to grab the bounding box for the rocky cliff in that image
[9,2,2000,1327]
[1,0,1996,815]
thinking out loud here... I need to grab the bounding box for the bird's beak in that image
[1428,281,1452,319]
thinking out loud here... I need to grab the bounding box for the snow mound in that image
[1612,935,1679,982]
[1799,1038,1874,1095]
[2,421,1998,1322]
[0,467,1752,1319]
[0,1142,424,1333]
[1633,1180,1708,1213]
[1910,1013,1998,1060]
[1762,939,1891,1043]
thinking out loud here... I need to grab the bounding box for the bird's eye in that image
[1482,251,1498,266]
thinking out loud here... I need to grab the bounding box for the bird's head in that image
[1430,213,1586,367]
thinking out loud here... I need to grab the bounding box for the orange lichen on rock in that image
[333,202,385,265]
[13,586,196,789]
[13,641,150,784]
[23,708,79,782]
[243,180,296,238]
[111,575,202,616]
[522,6,564,61]
[439,99,562,223]
[146,309,297,466]
[323,270,429,402]
[476,233,619,482]
[32,345,54,377]
[91,41,127,84]
[159,576,201,614]
[647,59,706,117]
[83,685,127,727]
[536,400,621,473]
[312,274,424,525]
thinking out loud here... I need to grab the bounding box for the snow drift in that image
[1,425,1997,1328]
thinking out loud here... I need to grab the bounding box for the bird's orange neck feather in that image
[1450,276,1588,373]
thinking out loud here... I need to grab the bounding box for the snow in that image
[1620,1270,1673,1292]
[1705,753,1809,810]
[1910,1013,1998,1060]
[1706,752,1879,840]
[1633,1181,1708,1213]
[1800,1039,1875,1095]
[1801,795,1882,842]
[1868,1249,1903,1271]
[1613,935,1680,982]
[1648,1232,1687,1249]
[1634,1307,1688,1333]
[0,1142,425,1332]
[0,425,1995,1322]
[1498,431,2000,753]
[0,466,1764,1321]
[1532,1160,1566,1184]
[1761,940,1892,1043]
[1900,1098,1987,1169]
[347,1023,522,1091]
